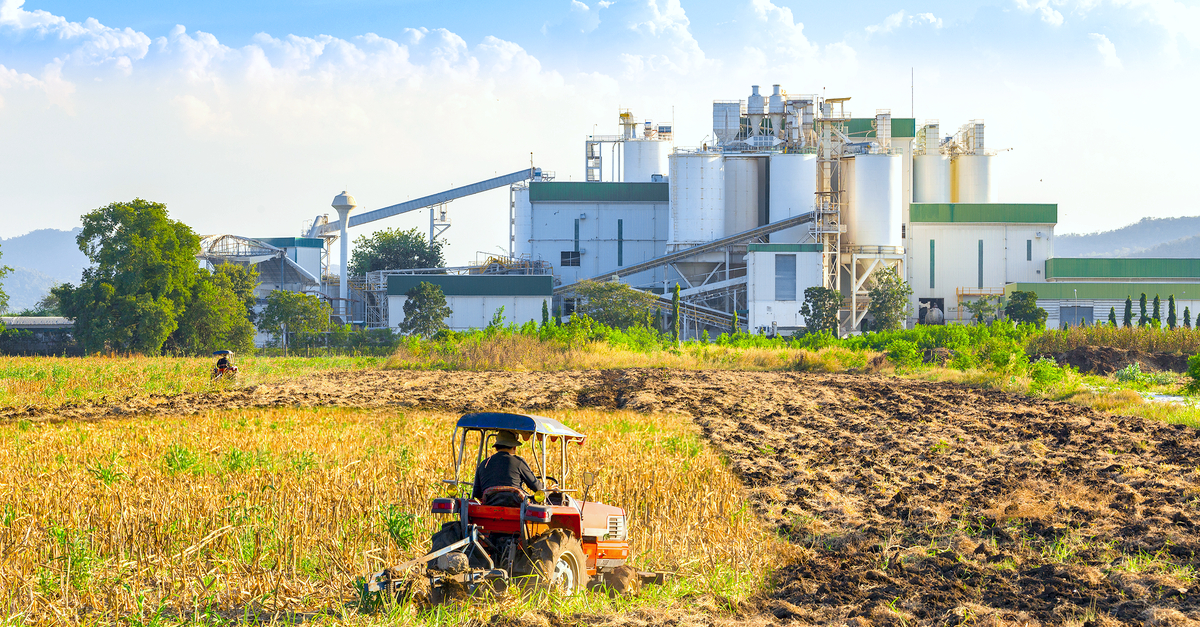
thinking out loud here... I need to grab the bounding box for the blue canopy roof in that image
[456,412,586,443]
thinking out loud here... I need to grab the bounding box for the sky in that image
[1,0,1198,267]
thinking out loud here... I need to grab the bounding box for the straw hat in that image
[494,430,522,449]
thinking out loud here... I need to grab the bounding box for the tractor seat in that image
[481,486,526,508]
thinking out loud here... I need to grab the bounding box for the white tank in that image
[843,153,903,249]
[723,156,761,237]
[668,152,725,251]
[622,140,671,183]
[712,102,741,145]
[913,154,951,203]
[768,153,817,243]
[952,154,996,203]
[512,187,532,256]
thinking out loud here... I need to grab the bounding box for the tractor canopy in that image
[456,412,585,444]
[212,350,234,356]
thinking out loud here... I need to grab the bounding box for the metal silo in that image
[723,155,761,236]
[512,186,532,256]
[668,152,725,250]
[913,154,951,202]
[768,153,817,243]
[622,139,671,182]
[952,154,996,202]
[843,153,903,249]
[712,101,742,146]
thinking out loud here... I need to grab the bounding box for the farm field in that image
[0,367,1197,626]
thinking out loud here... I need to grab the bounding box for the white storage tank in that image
[913,154,951,203]
[952,154,996,202]
[723,155,761,237]
[843,153,903,249]
[623,139,671,182]
[668,152,725,251]
[512,186,532,256]
[768,153,817,243]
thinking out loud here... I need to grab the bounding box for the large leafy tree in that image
[800,286,841,335]
[865,267,912,331]
[399,281,451,337]
[963,295,1002,325]
[573,280,658,330]
[349,227,445,276]
[54,199,201,354]
[211,263,260,323]
[1005,290,1048,327]
[258,290,331,337]
[170,272,256,354]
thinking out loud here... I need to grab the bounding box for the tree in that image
[730,310,739,335]
[0,244,10,314]
[964,295,1002,325]
[171,271,255,354]
[541,299,551,327]
[1108,307,1117,327]
[800,286,841,335]
[212,263,260,323]
[865,267,912,331]
[348,227,445,276]
[1168,295,1177,330]
[1152,294,1161,327]
[258,290,332,341]
[671,283,681,343]
[1138,293,1148,327]
[1123,296,1133,328]
[1005,290,1047,327]
[54,199,201,354]
[1185,307,1192,330]
[399,281,451,337]
[573,280,658,329]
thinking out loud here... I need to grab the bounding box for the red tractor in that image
[365,412,645,600]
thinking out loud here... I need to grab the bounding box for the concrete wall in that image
[746,249,823,333]
[523,200,669,290]
[388,295,549,330]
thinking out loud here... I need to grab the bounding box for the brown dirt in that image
[5,369,1198,626]
[1041,346,1193,374]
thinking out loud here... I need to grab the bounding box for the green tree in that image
[1123,296,1133,328]
[574,280,658,329]
[1005,290,1047,327]
[865,267,912,331]
[399,281,451,337]
[1168,295,1177,330]
[258,290,332,341]
[170,271,255,354]
[1108,307,1117,327]
[1138,293,1148,327]
[1152,294,1161,327]
[54,199,201,354]
[671,283,681,343]
[730,310,739,335]
[541,299,550,327]
[348,227,444,276]
[800,286,841,335]
[1185,307,1192,329]
[0,244,11,314]
[211,263,260,323]
[963,295,1001,325]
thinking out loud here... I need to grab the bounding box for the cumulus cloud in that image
[1014,0,1065,26]
[1088,32,1122,68]
[0,0,151,72]
[865,10,944,35]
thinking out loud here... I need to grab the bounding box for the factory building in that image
[385,275,552,331]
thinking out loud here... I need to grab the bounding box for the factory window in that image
[574,219,580,253]
[977,240,984,289]
[929,239,935,289]
[617,219,624,266]
[561,251,581,267]
[1027,239,1032,262]
[775,254,797,301]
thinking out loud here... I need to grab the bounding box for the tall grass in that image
[1029,325,1200,354]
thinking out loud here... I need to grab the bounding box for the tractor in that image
[365,412,648,601]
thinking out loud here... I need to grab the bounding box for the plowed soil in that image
[6,369,1198,626]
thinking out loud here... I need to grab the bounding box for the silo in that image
[668,152,725,282]
[512,186,532,256]
[913,154,951,203]
[622,140,671,182]
[842,153,903,249]
[723,155,761,236]
[952,154,996,202]
[768,153,817,243]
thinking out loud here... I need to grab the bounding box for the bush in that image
[1028,356,1064,386]
[1187,354,1200,394]
[886,339,921,370]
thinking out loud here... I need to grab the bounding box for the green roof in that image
[529,182,669,203]
[387,275,554,297]
[910,203,1057,224]
[748,244,823,252]
[1005,282,1200,301]
[846,118,916,139]
[1045,258,1200,280]
[256,237,324,249]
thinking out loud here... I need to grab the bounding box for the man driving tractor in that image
[472,430,543,506]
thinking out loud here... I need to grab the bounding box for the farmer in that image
[471,430,544,505]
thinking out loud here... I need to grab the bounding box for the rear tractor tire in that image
[517,529,586,596]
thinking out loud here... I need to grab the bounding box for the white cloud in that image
[865,10,944,35]
[1014,0,1066,26]
[750,0,819,59]
[618,0,711,77]
[0,0,151,72]
[1088,32,1122,68]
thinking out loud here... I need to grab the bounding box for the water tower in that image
[331,191,356,318]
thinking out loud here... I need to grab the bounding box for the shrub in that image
[1028,356,1064,386]
[1187,354,1200,394]
[886,339,921,370]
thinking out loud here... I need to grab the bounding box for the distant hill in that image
[0,228,88,312]
[1056,217,1200,257]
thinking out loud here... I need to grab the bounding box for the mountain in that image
[1056,217,1200,257]
[0,228,88,312]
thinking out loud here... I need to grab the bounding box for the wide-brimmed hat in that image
[494,430,522,448]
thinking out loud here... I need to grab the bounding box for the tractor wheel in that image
[516,529,586,595]
[590,565,640,596]
[429,522,460,552]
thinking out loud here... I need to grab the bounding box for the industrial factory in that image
[200,84,1200,340]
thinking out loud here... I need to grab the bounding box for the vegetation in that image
[1005,290,1047,327]
[670,283,681,343]
[399,282,451,338]
[0,243,11,314]
[349,227,445,276]
[1123,296,1133,327]
[865,267,912,331]
[964,294,1002,325]
[572,280,658,329]
[258,290,333,346]
[800,286,840,334]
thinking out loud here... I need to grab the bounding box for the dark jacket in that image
[471,450,543,501]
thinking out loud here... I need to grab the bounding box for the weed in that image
[380,505,419,551]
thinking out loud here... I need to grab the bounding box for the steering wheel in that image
[543,476,559,488]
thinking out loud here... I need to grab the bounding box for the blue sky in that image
[1,0,1197,265]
